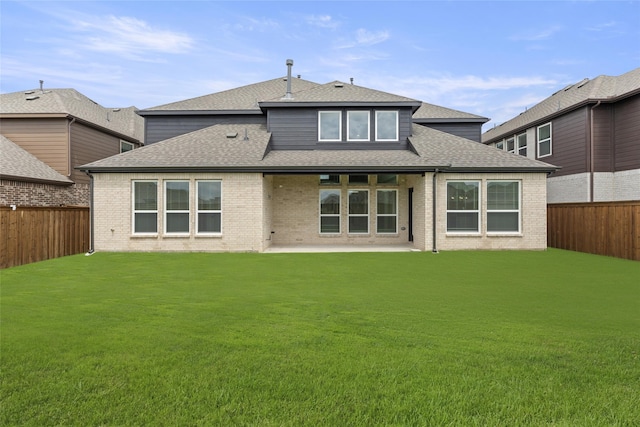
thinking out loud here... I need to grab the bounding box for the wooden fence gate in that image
[0,206,90,269]
[547,201,640,261]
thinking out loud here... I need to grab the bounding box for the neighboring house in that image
[0,86,143,206]
[0,135,74,206]
[482,68,640,203]
[80,61,556,253]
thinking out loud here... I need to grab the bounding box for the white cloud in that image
[306,15,339,29]
[70,15,194,58]
[586,21,618,32]
[337,28,390,49]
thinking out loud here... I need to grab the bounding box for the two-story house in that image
[482,68,640,203]
[0,86,144,206]
[80,61,556,253]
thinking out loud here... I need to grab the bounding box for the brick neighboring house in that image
[0,87,143,207]
[80,61,556,253]
[482,68,640,203]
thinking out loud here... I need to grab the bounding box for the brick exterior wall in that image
[0,180,89,207]
[93,172,266,252]
[269,174,414,246]
[593,170,640,202]
[92,171,548,253]
[434,172,548,251]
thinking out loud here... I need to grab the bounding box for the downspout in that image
[432,169,439,253]
[589,101,601,202]
[67,117,76,177]
[85,171,95,255]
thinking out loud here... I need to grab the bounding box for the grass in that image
[1,249,639,426]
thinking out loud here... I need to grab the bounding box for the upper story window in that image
[375,111,399,141]
[495,140,504,150]
[319,111,342,141]
[537,122,552,158]
[506,137,515,153]
[517,133,527,157]
[120,140,134,153]
[347,111,370,141]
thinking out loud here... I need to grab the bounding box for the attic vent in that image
[112,108,121,112]
[576,78,589,88]
[334,83,344,88]
[24,90,35,95]
[26,96,40,101]
[226,132,238,138]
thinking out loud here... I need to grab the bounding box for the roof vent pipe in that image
[283,59,294,99]
[350,77,354,85]
[39,80,44,93]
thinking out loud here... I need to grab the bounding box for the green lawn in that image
[1,249,639,426]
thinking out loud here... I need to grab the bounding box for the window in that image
[165,181,189,234]
[377,174,398,185]
[120,140,134,153]
[506,137,515,153]
[347,111,370,141]
[446,181,480,233]
[319,111,341,141]
[375,111,398,141]
[377,190,397,233]
[487,181,520,233]
[349,175,369,185]
[320,174,340,185]
[320,190,341,233]
[517,133,527,157]
[348,190,369,233]
[496,140,504,150]
[537,123,552,157]
[197,181,221,234]
[133,181,158,234]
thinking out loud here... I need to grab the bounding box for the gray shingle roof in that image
[80,123,555,173]
[413,102,489,122]
[483,67,640,143]
[141,77,321,112]
[0,88,143,141]
[262,81,421,105]
[0,135,73,184]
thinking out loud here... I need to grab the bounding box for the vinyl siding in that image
[145,115,266,145]
[0,118,69,177]
[593,104,613,172]
[417,123,482,142]
[546,107,588,177]
[613,94,640,171]
[267,107,413,150]
[70,122,126,184]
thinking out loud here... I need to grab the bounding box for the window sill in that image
[195,234,223,238]
[131,234,158,239]
[445,232,482,237]
[162,234,190,238]
[487,233,523,237]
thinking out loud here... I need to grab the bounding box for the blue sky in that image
[2,1,639,130]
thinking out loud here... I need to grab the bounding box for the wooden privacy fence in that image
[547,201,640,261]
[0,206,90,269]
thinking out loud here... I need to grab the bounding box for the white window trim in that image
[375,110,399,141]
[132,180,158,236]
[347,111,370,141]
[376,189,398,234]
[537,122,552,158]
[196,180,222,236]
[446,181,481,234]
[319,189,341,234]
[164,180,190,235]
[318,111,342,142]
[348,189,369,234]
[487,180,521,235]
[506,136,515,153]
